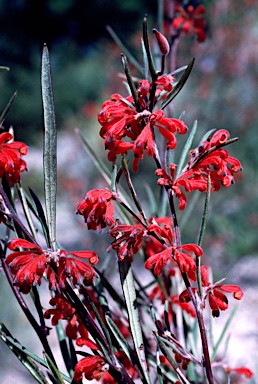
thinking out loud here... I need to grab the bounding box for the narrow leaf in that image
[105,315,137,364]
[154,333,191,384]
[0,90,18,126]
[176,120,198,179]
[44,352,65,384]
[141,38,149,80]
[121,53,140,111]
[75,128,133,212]
[148,356,178,381]
[0,322,50,384]
[106,25,143,74]
[161,58,195,110]
[41,44,57,251]
[119,259,151,384]
[17,184,38,240]
[29,187,51,247]
[56,322,74,377]
[144,183,157,216]
[211,305,239,362]
[95,267,126,310]
[143,15,157,80]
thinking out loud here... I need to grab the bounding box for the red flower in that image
[179,265,244,317]
[76,189,115,230]
[6,238,46,294]
[145,243,202,277]
[7,238,98,293]
[225,366,253,379]
[201,265,243,317]
[0,132,28,185]
[44,294,98,350]
[107,223,147,261]
[173,5,206,42]
[133,110,187,172]
[144,217,174,258]
[156,129,242,210]
[154,74,174,93]
[73,355,108,383]
[98,81,187,172]
[172,294,196,318]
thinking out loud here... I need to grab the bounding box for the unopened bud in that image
[153,29,170,56]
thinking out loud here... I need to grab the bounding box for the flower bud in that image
[153,29,170,56]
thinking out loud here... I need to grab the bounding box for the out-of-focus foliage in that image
[0,0,157,143]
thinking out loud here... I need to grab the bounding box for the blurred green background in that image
[0,0,258,382]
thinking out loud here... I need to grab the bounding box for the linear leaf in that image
[17,184,38,240]
[142,15,156,81]
[106,25,143,74]
[161,58,195,110]
[56,322,74,377]
[105,315,137,364]
[176,120,198,179]
[154,333,191,384]
[0,322,49,384]
[41,44,57,251]
[211,305,239,362]
[29,187,51,247]
[119,259,151,384]
[0,90,18,126]
[75,128,133,213]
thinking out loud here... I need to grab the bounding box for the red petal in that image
[219,284,244,300]
[8,238,42,252]
[230,367,253,378]
[180,243,203,257]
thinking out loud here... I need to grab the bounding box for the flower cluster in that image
[0,132,28,185]
[107,223,148,261]
[156,129,242,210]
[179,265,244,317]
[73,355,109,382]
[73,351,139,384]
[76,188,115,230]
[173,4,207,42]
[145,242,202,277]
[98,79,187,172]
[44,294,98,350]
[6,238,98,293]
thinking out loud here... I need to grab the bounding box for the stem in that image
[196,175,211,298]
[121,158,148,225]
[166,187,214,384]
[0,184,39,245]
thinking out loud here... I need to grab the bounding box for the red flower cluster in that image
[76,189,115,230]
[74,355,108,382]
[156,129,242,210]
[98,78,187,172]
[44,294,98,350]
[107,223,147,261]
[179,265,244,317]
[144,217,174,258]
[74,351,139,384]
[145,242,202,277]
[0,132,28,184]
[6,238,98,293]
[173,5,206,42]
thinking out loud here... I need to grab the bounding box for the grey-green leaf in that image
[41,45,57,251]
[161,58,195,110]
[119,259,151,384]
